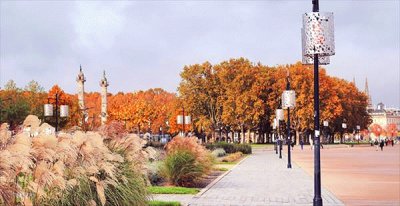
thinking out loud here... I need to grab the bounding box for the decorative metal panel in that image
[177,115,183,124]
[273,119,278,129]
[301,28,330,65]
[302,12,335,56]
[44,104,53,117]
[276,109,284,121]
[184,116,191,124]
[282,90,296,109]
[60,105,69,117]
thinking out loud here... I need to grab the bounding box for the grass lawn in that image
[148,186,200,194]
[148,200,181,206]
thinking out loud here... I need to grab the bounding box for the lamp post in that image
[276,108,284,159]
[44,93,69,132]
[273,119,278,154]
[323,121,329,143]
[302,0,335,204]
[356,125,360,143]
[342,123,347,143]
[282,72,296,169]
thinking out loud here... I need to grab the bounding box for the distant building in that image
[364,78,400,131]
[369,103,400,131]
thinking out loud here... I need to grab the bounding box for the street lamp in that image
[44,93,69,132]
[282,73,296,169]
[301,0,335,205]
[342,123,347,143]
[276,108,284,159]
[273,119,278,154]
[323,120,329,143]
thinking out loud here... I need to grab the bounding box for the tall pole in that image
[287,77,292,169]
[279,121,282,159]
[312,0,322,205]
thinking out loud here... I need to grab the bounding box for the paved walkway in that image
[153,148,344,206]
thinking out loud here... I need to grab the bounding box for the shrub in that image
[205,142,252,154]
[166,137,213,172]
[221,152,243,162]
[160,137,214,187]
[160,150,205,187]
[147,161,164,186]
[211,148,226,157]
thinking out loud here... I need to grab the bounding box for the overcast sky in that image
[0,0,399,108]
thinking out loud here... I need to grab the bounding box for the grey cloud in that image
[0,1,399,107]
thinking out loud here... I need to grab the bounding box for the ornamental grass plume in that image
[161,136,214,187]
[166,136,214,171]
[0,115,150,206]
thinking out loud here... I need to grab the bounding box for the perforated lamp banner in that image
[60,105,69,117]
[302,12,335,57]
[276,109,284,121]
[282,90,296,109]
[301,27,330,65]
[44,104,53,117]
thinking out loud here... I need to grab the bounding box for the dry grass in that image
[0,116,151,206]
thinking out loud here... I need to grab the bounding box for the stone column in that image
[76,65,86,118]
[100,70,109,125]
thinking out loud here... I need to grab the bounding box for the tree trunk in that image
[296,131,300,145]
[241,125,245,144]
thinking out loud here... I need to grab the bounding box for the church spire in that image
[352,76,355,85]
[365,78,373,110]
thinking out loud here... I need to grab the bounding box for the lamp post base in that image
[313,197,323,206]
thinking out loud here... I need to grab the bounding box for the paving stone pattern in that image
[153,148,344,206]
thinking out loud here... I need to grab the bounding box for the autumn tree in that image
[386,123,398,138]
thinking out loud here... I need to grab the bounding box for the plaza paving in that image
[153,147,344,206]
[289,144,400,206]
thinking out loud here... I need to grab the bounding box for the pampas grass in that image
[0,116,150,206]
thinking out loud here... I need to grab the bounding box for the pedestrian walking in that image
[385,139,388,146]
[379,140,384,151]
[300,140,304,150]
[291,141,295,150]
[374,139,379,151]
[392,139,394,147]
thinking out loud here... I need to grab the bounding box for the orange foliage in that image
[386,123,398,137]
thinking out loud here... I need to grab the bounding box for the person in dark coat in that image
[300,140,304,150]
[379,140,385,151]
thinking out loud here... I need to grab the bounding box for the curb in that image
[193,154,250,198]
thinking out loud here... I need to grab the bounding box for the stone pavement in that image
[153,148,344,206]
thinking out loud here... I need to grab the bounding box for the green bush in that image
[160,150,205,187]
[205,142,252,154]
[211,148,226,157]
